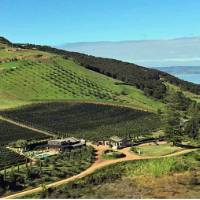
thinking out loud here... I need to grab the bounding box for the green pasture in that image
[131,143,181,157]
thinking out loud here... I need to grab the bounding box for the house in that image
[97,136,131,149]
[109,136,130,149]
[46,137,85,151]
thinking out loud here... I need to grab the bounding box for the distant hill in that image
[0,36,12,45]
[60,37,200,67]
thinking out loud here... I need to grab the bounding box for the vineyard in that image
[1,102,162,140]
[0,146,95,197]
[0,147,26,169]
[0,55,165,112]
[0,119,48,145]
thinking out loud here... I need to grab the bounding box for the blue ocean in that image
[174,74,200,84]
[156,67,200,84]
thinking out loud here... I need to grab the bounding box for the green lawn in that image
[132,143,181,157]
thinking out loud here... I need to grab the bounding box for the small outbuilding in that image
[109,136,130,149]
[97,136,131,149]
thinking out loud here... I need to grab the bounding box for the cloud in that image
[133,57,200,62]
[61,37,200,67]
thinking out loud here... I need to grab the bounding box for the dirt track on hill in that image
[0,115,54,137]
[3,144,197,199]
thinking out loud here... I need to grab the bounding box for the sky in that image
[1,0,200,45]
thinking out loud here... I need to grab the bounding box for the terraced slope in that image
[0,102,162,140]
[0,47,165,112]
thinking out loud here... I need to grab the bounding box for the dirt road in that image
[0,115,54,137]
[3,144,197,199]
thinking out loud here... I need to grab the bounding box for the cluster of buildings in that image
[45,136,130,152]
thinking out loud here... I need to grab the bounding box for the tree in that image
[185,116,200,139]
[167,91,191,111]
[0,174,4,187]
[185,103,200,139]
[15,139,28,151]
[187,101,199,115]
[157,108,162,115]
[40,183,48,198]
[165,109,183,144]
[4,168,7,180]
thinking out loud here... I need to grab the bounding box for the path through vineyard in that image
[3,143,197,199]
[0,115,54,137]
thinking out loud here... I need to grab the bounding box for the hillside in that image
[0,36,12,46]
[0,37,200,200]
[13,42,200,99]
[0,37,200,113]
[0,38,165,112]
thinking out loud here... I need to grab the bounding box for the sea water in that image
[174,74,200,84]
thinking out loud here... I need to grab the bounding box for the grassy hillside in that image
[165,82,200,103]
[0,102,162,140]
[14,43,200,98]
[0,43,165,112]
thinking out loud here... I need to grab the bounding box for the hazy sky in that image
[1,0,200,45]
[63,37,200,67]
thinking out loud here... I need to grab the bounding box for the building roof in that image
[49,137,80,143]
[110,136,123,142]
[45,143,83,148]
[45,137,83,149]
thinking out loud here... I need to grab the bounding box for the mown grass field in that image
[0,46,166,112]
[1,102,162,140]
[131,143,181,157]
[28,150,200,199]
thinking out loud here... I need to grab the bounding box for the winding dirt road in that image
[3,144,197,199]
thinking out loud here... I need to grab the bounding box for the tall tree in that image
[165,109,183,144]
